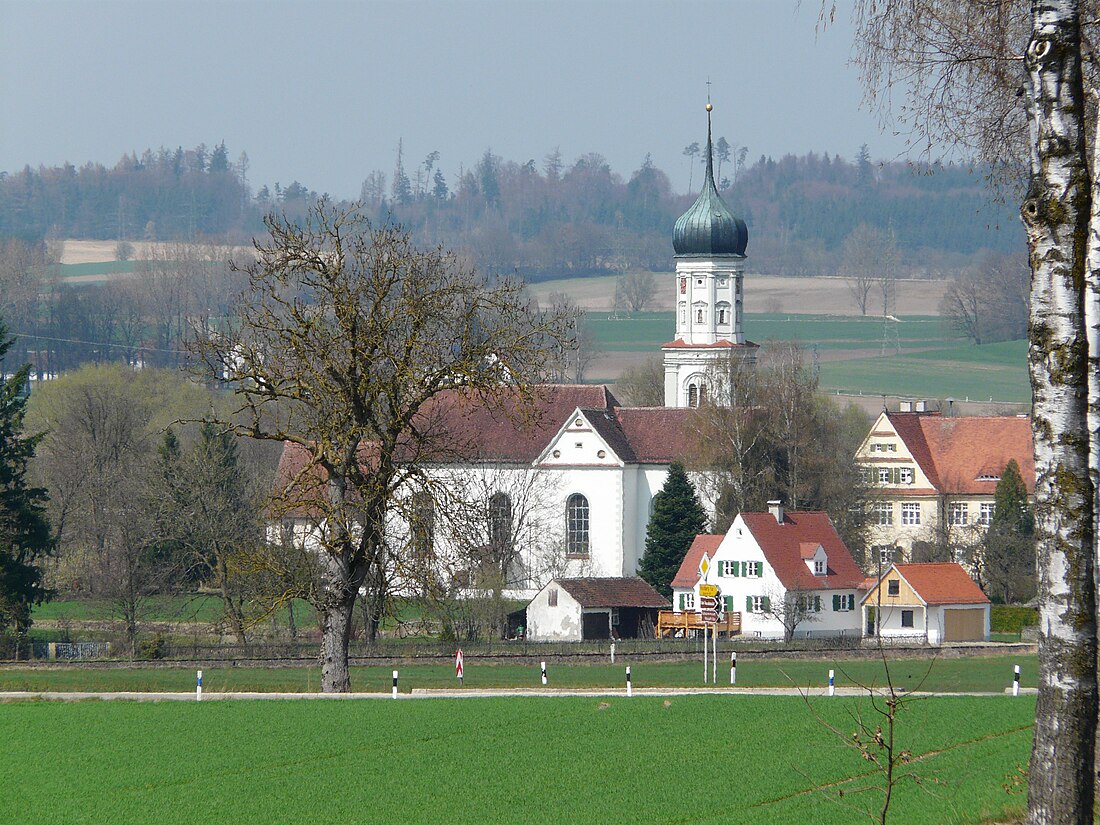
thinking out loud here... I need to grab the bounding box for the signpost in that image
[455,649,464,685]
[698,553,711,682]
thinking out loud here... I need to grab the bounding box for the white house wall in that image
[525,583,583,641]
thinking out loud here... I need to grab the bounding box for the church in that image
[273,105,755,598]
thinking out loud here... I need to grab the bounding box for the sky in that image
[0,0,911,200]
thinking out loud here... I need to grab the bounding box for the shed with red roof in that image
[861,562,990,644]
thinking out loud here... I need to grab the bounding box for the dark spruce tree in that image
[639,462,707,599]
[981,458,1036,604]
[0,319,52,655]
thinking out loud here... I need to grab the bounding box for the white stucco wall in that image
[525,582,583,641]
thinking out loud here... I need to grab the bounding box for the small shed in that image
[526,577,670,641]
[861,562,990,644]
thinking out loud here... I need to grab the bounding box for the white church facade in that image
[273,106,755,598]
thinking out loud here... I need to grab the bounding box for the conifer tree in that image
[0,319,52,650]
[639,462,706,599]
[982,458,1036,604]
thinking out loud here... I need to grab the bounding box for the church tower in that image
[663,104,757,408]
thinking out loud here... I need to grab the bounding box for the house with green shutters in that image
[670,502,867,640]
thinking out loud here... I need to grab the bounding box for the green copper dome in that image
[673,108,747,257]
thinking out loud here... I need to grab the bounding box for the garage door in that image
[943,608,985,642]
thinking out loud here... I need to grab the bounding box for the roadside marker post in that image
[196,670,202,701]
[1013,664,1020,697]
[626,666,632,697]
[541,661,547,686]
[730,651,736,686]
[828,669,835,697]
[455,649,464,686]
[392,670,399,699]
[610,643,615,665]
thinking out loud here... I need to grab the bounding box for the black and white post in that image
[626,666,632,698]
[196,669,202,701]
[392,669,399,699]
[541,661,547,686]
[828,669,835,697]
[730,650,737,686]
[1013,664,1020,697]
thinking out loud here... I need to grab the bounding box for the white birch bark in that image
[1023,2,1098,822]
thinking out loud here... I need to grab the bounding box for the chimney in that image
[899,400,912,412]
[768,500,784,524]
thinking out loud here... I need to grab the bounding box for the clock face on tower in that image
[680,277,687,294]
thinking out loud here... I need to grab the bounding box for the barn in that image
[525,577,670,641]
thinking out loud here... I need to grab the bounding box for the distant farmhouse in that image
[855,402,1034,565]
[669,503,866,641]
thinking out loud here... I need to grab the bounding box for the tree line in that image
[1,141,1022,279]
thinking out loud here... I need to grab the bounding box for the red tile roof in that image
[555,577,670,608]
[660,339,760,349]
[671,534,723,587]
[741,511,866,592]
[886,412,1034,495]
[614,407,697,462]
[894,563,990,605]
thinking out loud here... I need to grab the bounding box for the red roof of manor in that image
[740,511,866,592]
[886,412,1034,495]
[660,339,760,349]
[893,563,990,605]
[671,534,724,588]
[554,577,670,609]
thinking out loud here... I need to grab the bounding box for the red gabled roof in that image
[894,563,990,605]
[887,412,1035,495]
[741,511,865,592]
[671,534,723,588]
[555,577,670,608]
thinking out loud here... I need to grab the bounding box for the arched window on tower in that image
[678,302,686,325]
[695,306,705,324]
[688,383,698,408]
[565,493,590,556]
[717,302,731,326]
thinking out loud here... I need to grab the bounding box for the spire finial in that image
[704,93,715,190]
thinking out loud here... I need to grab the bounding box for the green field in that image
[587,312,1029,402]
[0,654,1037,694]
[0,695,1032,824]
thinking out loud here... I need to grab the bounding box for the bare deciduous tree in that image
[194,200,573,692]
[613,270,657,312]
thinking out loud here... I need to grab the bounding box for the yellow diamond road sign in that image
[698,553,710,579]
[699,584,718,597]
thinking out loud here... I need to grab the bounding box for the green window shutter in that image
[733,561,740,577]
[814,596,821,612]
[724,595,734,613]
[679,593,685,611]
[832,594,841,611]
[746,596,753,612]
[761,596,771,612]
[847,594,855,610]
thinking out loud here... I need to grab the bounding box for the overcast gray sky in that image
[0,1,909,200]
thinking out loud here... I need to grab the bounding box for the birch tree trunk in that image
[1023,3,1098,822]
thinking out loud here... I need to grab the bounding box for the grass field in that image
[0,653,1037,694]
[1,695,1032,824]
[584,311,1029,402]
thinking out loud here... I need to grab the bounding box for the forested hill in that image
[0,143,1022,277]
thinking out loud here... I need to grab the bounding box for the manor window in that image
[873,502,893,525]
[565,494,590,556]
[949,502,969,526]
[488,493,512,555]
[979,502,995,526]
[901,503,921,526]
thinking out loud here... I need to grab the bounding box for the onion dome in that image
[672,104,748,256]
